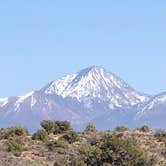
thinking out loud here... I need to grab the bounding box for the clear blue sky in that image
[0,1,166,97]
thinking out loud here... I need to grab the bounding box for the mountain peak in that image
[78,66,106,76]
[43,66,147,108]
[85,65,105,71]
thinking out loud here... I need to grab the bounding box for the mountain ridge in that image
[43,66,148,107]
[0,66,165,131]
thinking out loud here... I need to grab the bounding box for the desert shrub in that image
[6,139,24,157]
[53,121,71,134]
[114,126,129,132]
[0,126,29,139]
[61,130,78,144]
[75,145,102,166]
[49,140,68,154]
[136,125,150,132]
[8,126,29,136]
[40,120,71,134]
[98,133,155,166]
[32,130,49,142]
[47,140,68,152]
[71,133,156,166]
[86,135,100,146]
[154,130,166,145]
[154,130,166,140]
[0,129,7,140]
[84,123,97,133]
[41,120,55,134]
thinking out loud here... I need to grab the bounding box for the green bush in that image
[54,121,71,134]
[75,145,102,166]
[40,120,71,134]
[6,139,24,157]
[71,133,156,166]
[41,120,55,134]
[114,126,129,132]
[84,123,97,133]
[98,133,155,166]
[61,130,78,144]
[32,130,49,142]
[0,126,29,140]
[136,125,150,132]
[47,140,68,151]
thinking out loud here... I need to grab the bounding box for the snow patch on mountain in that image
[0,98,9,107]
[136,92,166,117]
[44,74,77,96]
[15,91,36,111]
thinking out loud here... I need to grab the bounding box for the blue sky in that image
[0,1,166,97]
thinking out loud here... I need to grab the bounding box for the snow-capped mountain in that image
[42,66,147,109]
[0,66,165,131]
[134,92,166,129]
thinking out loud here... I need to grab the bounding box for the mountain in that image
[0,66,165,131]
[42,66,147,108]
[135,92,166,129]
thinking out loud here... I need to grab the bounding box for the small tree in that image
[41,120,55,134]
[98,133,156,166]
[32,130,49,142]
[84,123,97,133]
[40,120,71,134]
[61,130,78,144]
[54,121,71,134]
